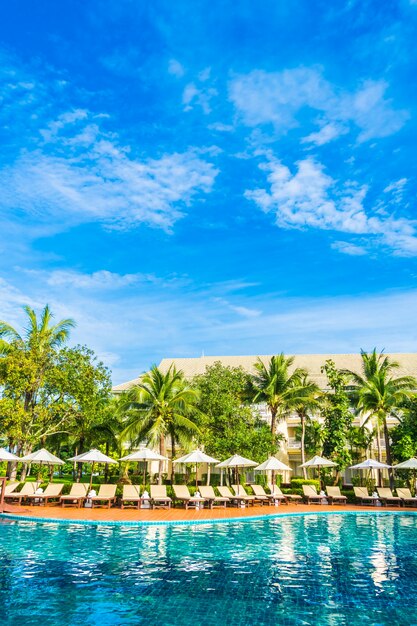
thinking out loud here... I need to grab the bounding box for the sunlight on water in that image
[1,513,417,625]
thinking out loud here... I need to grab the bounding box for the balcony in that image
[287,437,301,449]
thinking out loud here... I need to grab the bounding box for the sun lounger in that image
[90,484,117,508]
[199,486,228,508]
[268,484,300,504]
[326,486,347,505]
[5,481,41,504]
[173,485,206,509]
[27,483,64,506]
[353,486,380,505]
[218,485,248,507]
[248,484,271,505]
[232,485,257,506]
[121,484,142,509]
[377,487,402,507]
[302,485,323,504]
[60,483,88,508]
[4,482,20,496]
[397,488,417,507]
[150,485,172,509]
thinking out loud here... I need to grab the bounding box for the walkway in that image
[1,502,405,524]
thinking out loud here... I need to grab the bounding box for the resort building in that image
[113,353,417,481]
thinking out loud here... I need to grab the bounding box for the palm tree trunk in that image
[104,442,110,482]
[158,437,166,485]
[376,419,382,486]
[270,408,277,436]
[170,433,176,484]
[383,417,394,489]
[300,413,307,479]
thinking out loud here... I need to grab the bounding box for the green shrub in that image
[290,478,320,489]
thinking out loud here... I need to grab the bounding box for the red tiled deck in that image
[1,502,407,524]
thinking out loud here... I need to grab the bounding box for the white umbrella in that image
[392,458,417,492]
[21,448,64,480]
[349,459,391,469]
[216,454,258,485]
[392,458,417,470]
[300,455,337,490]
[68,448,118,490]
[120,447,168,486]
[21,448,64,465]
[349,458,391,489]
[255,457,292,472]
[174,449,219,487]
[254,456,292,489]
[0,448,20,462]
[0,448,20,480]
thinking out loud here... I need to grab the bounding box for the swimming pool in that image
[1,513,416,625]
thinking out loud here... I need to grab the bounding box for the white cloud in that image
[331,241,367,256]
[245,154,417,255]
[182,82,218,114]
[2,272,417,385]
[22,269,159,290]
[229,68,408,142]
[0,110,218,234]
[168,59,185,78]
[302,122,348,146]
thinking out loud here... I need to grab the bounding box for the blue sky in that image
[1,0,417,384]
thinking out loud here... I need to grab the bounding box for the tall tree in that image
[0,305,75,475]
[346,350,417,486]
[251,354,309,436]
[194,362,277,463]
[293,374,322,478]
[321,360,353,481]
[119,365,200,484]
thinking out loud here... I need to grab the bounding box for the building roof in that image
[112,353,417,392]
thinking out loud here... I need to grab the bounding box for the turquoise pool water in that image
[1,513,417,625]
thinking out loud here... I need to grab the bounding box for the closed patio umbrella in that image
[120,447,168,487]
[173,449,219,488]
[68,448,118,491]
[20,448,64,480]
[300,455,337,490]
[216,454,258,485]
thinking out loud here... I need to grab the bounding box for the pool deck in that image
[0,501,407,525]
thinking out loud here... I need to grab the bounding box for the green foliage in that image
[295,419,325,455]
[391,397,417,461]
[251,354,310,435]
[321,360,353,471]
[346,350,417,468]
[290,478,320,489]
[194,362,278,461]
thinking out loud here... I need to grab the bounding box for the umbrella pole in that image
[89,462,94,492]
[143,462,146,490]
[195,463,198,490]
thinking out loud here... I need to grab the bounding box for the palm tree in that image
[346,350,417,485]
[251,354,309,436]
[0,305,75,407]
[119,365,201,484]
[0,305,75,479]
[293,375,322,477]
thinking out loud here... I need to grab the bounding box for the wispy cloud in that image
[245,154,417,255]
[0,108,218,235]
[229,67,408,143]
[2,271,417,384]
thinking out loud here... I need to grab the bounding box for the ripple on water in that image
[0,513,417,625]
